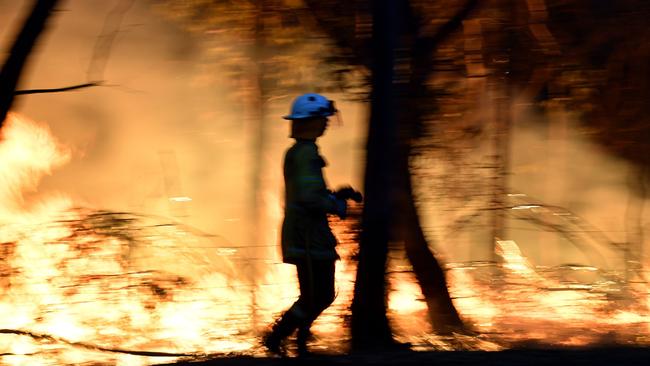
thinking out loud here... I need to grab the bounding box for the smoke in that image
[0,0,365,246]
[414,103,649,272]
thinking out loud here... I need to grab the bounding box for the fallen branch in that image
[0,328,195,358]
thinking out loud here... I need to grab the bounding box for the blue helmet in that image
[283,93,337,120]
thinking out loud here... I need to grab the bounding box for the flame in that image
[445,240,650,347]
[0,114,258,363]
[0,113,73,222]
[1,113,650,364]
[388,276,427,314]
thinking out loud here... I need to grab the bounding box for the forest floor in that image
[157,346,650,366]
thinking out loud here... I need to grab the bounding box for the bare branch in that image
[14,81,101,95]
[0,329,194,358]
[416,0,481,56]
[301,0,371,68]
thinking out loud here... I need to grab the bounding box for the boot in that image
[296,326,312,356]
[262,311,300,355]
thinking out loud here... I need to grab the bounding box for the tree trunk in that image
[247,0,274,331]
[625,165,649,283]
[350,0,399,351]
[0,0,61,126]
[487,0,515,259]
[393,80,464,332]
[394,144,464,332]
[388,0,479,333]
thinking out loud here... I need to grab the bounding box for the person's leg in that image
[264,305,301,354]
[296,259,335,353]
[315,259,336,311]
[264,262,310,354]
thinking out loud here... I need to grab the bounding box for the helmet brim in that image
[282,111,336,121]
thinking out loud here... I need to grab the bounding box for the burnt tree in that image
[350,0,399,349]
[303,0,479,336]
[0,0,61,127]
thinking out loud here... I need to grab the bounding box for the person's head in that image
[283,93,337,140]
[290,116,329,140]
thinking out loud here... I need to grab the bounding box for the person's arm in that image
[294,144,346,217]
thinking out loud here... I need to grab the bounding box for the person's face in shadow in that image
[290,117,329,140]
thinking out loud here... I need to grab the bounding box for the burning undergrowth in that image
[1,113,650,365]
[0,114,259,364]
[0,207,257,365]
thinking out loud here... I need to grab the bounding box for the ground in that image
[158,347,650,366]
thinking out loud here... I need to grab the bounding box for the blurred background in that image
[0,0,649,364]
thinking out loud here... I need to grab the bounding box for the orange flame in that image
[1,113,649,364]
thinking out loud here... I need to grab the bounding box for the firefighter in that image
[263,93,360,355]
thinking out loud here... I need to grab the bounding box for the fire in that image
[0,114,258,364]
[0,113,72,221]
[0,113,355,363]
[388,277,428,314]
[1,113,649,364]
[445,240,650,347]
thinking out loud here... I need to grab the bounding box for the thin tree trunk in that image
[488,0,514,259]
[489,80,511,251]
[395,145,464,332]
[247,0,273,331]
[350,0,398,351]
[390,0,480,333]
[625,165,648,283]
[0,0,61,126]
[394,82,464,331]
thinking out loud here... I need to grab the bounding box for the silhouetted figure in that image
[263,93,361,356]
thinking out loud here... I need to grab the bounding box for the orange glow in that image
[445,240,650,347]
[1,113,649,364]
[388,278,427,314]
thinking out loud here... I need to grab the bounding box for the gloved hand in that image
[331,186,363,203]
[329,194,347,219]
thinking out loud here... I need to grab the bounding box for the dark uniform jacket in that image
[281,139,339,264]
